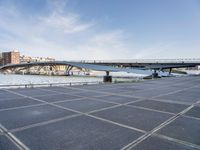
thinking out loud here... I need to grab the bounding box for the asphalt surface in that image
[0,76,200,150]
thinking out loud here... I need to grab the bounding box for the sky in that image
[0,0,200,60]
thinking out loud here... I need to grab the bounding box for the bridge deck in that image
[0,76,200,150]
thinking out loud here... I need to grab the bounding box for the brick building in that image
[2,50,20,65]
[0,53,2,66]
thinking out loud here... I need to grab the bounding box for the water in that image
[0,74,103,86]
[0,70,189,87]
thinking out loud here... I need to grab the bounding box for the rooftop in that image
[0,76,200,150]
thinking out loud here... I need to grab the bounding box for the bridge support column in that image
[152,70,159,78]
[65,65,73,76]
[103,71,112,83]
[169,68,172,75]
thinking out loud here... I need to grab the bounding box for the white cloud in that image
[132,43,174,59]
[72,30,131,60]
[43,0,94,34]
[2,0,196,60]
[0,1,134,60]
[41,13,94,34]
[46,0,68,14]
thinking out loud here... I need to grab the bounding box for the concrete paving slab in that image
[0,90,6,94]
[131,136,198,150]
[10,88,56,96]
[0,93,23,100]
[55,98,116,113]
[14,116,143,150]
[72,91,107,98]
[128,99,189,114]
[184,106,200,119]
[0,136,19,150]
[33,94,81,103]
[156,91,200,104]
[0,104,76,130]
[92,106,173,131]
[96,95,139,104]
[0,97,42,110]
[70,84,114,90]
[185,88,200,94]
[0,90,11,94]
[41,86,84,93]
[97,87,138,93]
[158,116,200,146]
[123,87,175,98]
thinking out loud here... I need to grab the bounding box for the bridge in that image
[0,59,200,82]
[80,59,200,69]
[0,61,151,82]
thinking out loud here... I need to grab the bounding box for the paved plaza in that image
[0,76,200,150]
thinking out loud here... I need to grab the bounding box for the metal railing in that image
[0,81,104,89]
[76,58,200,64]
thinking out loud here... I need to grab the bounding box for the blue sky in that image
[0,0,200,60]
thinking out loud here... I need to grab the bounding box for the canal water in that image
[1,70,190,87]
[0,73,145,86]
